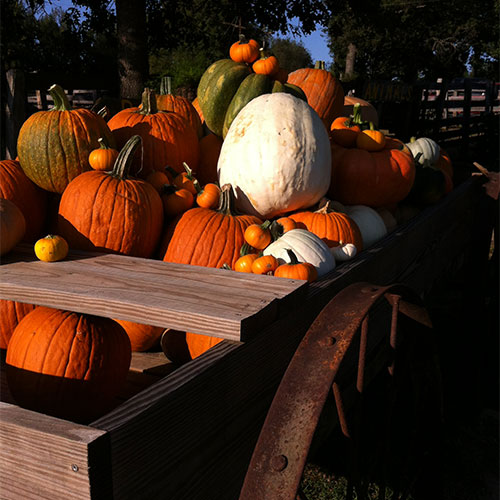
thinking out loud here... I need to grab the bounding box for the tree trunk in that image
[5,69,26,159]
[116,0,148,101]
[344,43,357,80]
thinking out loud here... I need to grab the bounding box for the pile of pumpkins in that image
[0,36,454,422]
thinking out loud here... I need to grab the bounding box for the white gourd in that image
[217,93,331,219]
[263,229,336,277]
[330,242,357,262]
[332,201,387,248]
[405,137,441,166]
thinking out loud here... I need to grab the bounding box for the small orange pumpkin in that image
[234,243,259,273]
[251,254,279,275]
[252,48,280,76]
[161,186,195,217]
[229,35,260,64]
[274,249,318,282]
[356,123,386,152]
[196,183,221,209]
[275,217,297,234]
[88,137,119,171]
[34,234,69,262]
[115,319,164,352]
[244,220,272,250]
[145,169,171,193]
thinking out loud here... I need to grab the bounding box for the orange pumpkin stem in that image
[48,84,71,111]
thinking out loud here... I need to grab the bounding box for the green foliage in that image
[270,38,313,72]
[325,0,499,82]
[148,47,214,92]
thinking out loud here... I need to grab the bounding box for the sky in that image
[283,29,333,66]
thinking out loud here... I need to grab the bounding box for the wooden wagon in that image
[0,175,495,499]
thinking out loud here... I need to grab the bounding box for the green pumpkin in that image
[17,84,115,194]
[197,59,307,138]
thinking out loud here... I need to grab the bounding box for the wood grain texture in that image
[0,247,307,342]
[0,402,112,500]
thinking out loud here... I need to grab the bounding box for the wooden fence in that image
[3,70,499,164]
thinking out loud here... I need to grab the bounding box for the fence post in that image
[5,69,26,159]
[462,79,472,155]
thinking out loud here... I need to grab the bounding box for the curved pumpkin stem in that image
[314,60,326,70]
[160,76,173,96]
[139,87,159,115]
[351,103,363,125]
[111,135,142,180]
[217,184,240,216]
[97,137,112,150]
[284,248,301,265]
[49,84,71,111]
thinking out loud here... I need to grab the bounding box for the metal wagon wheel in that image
[239,282,444,500]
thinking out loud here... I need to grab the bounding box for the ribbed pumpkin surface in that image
[287,66,344,129]
[330,140,415,207]
[0,300,36,350]
[6,307,131,422]
[115,319,164,352]
[162,206,261,268]
[156,94,203,139]
[108,108,200,177]
[0,159,47,242]
[290,209,363,251]
[162,329,223,364]
[58,169,163,257]
[17,108,114,194]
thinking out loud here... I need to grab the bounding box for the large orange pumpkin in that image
[6,307,131,423]
[156,77,203,139]
[0,159,47,242]
[17,84,115,194]
[287,61,344,129]
[162,329,223,364]
[289,199,363,250]
[107,88,200,178]
[329,137,416,207]
[58,135,164,258]
[161,184,262,269]
[0,300,36,350]
[115,319,164,352]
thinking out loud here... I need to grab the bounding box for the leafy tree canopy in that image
[325,0,499,82]
[270,38,313,73]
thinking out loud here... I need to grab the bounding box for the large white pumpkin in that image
[263,229,336,277]
[217,93,331,219]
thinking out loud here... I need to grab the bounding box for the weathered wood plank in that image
[0,403,112,500]
[0,247,307,342]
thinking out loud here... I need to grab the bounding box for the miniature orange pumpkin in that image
[196,183,221,209]
[244,220,272,250]
[34,234,69,262]
[230,35,260,64]
[274,249,317,282]
[88,137,119,171]
[251,254,279,275]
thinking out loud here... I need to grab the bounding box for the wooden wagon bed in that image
[0,176,493,499]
